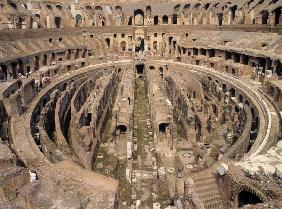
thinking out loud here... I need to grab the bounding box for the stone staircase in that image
[192,173,226,209]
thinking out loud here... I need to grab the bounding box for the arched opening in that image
[238,190,263,207]
[106,38,110,47]
[153,41,158,50]
[134,9,144,26]
[46,5,52,10]
[54,16,61,29]
[43,54,48,66]
[0,65,8,80]
[159,67,164,79]
[85,5,92,10]
[269,86,275,96]
[82,49,87,58]
[75,14,82,27]
[222,84,227,92]
[18,60,23,75]
[239,94,243,103]
[120,41,126,51]
[274,7,282,26]
[230,88,235,97]
[162,15,168,24]
[230,5,237,22]
[159,123,169,133]
[95,6,102,11]
[66,50,71,60]
[195,3,201,9]
[169,36,173,45]
[51,53,56,62]
[128,16,133,25]
[218,13,223,26]
[56,5,62,11]
[34,56,40,71]
[85,113,92,126]
[115,6,122,13]
[117,125,127,134]
[16,17,23,29]
[146,6,151,15]
[154,16,159,25]
[184,4,191,10]
[174,4,181,12]
[172,14,178,24]
[261,10,269,24]
[136,64,144,74]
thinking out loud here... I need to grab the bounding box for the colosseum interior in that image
[0,0,282,209]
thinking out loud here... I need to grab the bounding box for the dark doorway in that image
[154,16,159,25]
[218,13,223,26]
[159,123,169,133]
[117,125,127,134]
[136,64,144,74]
[55,16,61,29]
[238,190,263,208]
[172,14,178,24]
[274,7,282,26]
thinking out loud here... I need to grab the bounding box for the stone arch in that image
[146,6,151,15]
[172,14,178,24]
[95,6,102,11]
[115,6,122,12]
[134,9,144,26]
[174,4,181,12]
[56,5,62,11]
[54,16,61,29]
[230,5,237,23]
[75,14,82,27]
[85,5,92,10]
[218,13,223,26]
[16,16,23,29]
[269,86,275,97]
[149,66,155,70]
[153,41,158,50]
[46,4,52,10]
[274,7,282,26]
[194,3,201,9]
[261,10,269,25]
[128,16,133,25]
[120,41,126,51]
[162,15,168,24]
[106,38,110,48]
[184,4,191,10]
[154,16,159,25]
[229,88,235,97]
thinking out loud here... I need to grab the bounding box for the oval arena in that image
[0,1,282,209]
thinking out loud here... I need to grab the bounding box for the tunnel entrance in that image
[159,123,169,133]
[116,125,127,134]
[238,190,263,208]
[136,64,144,74]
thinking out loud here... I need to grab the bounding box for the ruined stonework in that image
[0,0,281,209]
